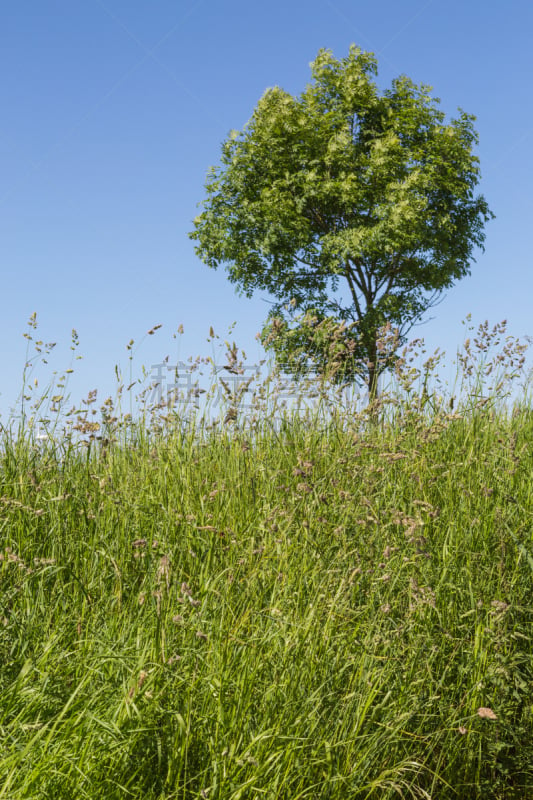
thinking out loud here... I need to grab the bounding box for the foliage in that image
[190,45,493,396]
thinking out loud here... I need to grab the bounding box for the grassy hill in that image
[1,324,532,799]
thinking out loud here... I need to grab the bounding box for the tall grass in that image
[0,317,532,799]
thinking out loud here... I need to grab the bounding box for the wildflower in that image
[477,707,497,720]
[224,407,237,424]
[490,600,509,612]
[132,538,147,549]
[156,555,171,589]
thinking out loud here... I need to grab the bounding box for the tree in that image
[189,45,493,398]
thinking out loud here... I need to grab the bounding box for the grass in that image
[0,318,532,799]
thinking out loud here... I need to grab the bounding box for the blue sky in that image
[1,0,532,422]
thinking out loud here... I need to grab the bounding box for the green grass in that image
[1,320,532,799]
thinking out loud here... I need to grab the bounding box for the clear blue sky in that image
[1,0,532,422]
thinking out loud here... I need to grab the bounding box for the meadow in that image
[0,318,532,799]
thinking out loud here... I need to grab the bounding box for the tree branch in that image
[352,258,373,304]
[344,262,363,320]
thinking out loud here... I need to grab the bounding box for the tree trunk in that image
[367,338,379,402]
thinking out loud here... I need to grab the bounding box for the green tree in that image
[189,45,493,398]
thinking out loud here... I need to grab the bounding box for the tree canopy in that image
[189,45,493,397]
